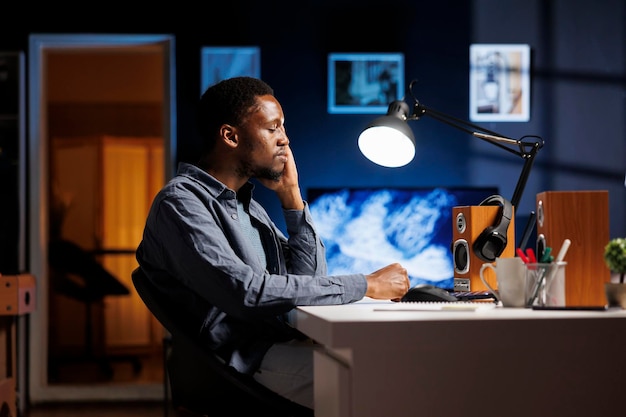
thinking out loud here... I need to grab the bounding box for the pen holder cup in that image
[524,262,567,307]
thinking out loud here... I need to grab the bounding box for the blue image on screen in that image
[307,187,498,290]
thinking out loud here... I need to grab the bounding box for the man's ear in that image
[220,125,238,147]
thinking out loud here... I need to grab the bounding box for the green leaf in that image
[604,238,626,274]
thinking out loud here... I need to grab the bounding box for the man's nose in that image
[279,130,289,145]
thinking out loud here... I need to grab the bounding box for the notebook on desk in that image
[374,302,497,312]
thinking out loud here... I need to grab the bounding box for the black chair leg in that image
[163,334,171,417]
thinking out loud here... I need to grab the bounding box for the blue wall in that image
[179,0,626,240]
[1,0,624,240]
[470,0,625,240]
[244,1,479,234]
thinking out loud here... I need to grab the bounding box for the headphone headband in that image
[472,194,513,262]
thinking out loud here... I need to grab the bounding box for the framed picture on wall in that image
[200,46,261,95]
[328,52,404,114]
[469,44,531,122]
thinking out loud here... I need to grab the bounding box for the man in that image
[136,76,409,409]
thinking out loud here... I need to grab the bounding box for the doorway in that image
[27,34,176,403]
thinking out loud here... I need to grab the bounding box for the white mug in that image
[479,257,526,307]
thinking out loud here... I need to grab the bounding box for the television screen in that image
[307,186,499,290]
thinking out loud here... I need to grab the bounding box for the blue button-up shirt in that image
[136,162,367,373]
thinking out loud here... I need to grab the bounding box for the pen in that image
[540,247,552,263]
[527,264,549,306]
[554,239,571,264]
[516,248,529,263]
[526,248,537,263]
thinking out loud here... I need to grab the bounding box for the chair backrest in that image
[131,267,314,417]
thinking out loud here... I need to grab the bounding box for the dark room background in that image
[1,0,624,259]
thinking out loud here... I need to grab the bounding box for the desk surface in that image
[292,299,626,417]
[293,298,626,347]
[296,298,623,319]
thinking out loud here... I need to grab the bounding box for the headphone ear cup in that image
[473,228,507,262]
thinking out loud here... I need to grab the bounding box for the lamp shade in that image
[357,101,416,168]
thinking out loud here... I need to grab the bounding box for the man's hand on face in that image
[257,145,304,210]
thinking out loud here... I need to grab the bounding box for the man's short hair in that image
[197,77,274,153]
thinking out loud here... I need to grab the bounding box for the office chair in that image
[131,267,315,417]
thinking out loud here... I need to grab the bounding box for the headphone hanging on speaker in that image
[472,194,513,262]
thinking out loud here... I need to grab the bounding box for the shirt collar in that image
[176,162,255,203]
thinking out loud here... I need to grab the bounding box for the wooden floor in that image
[23,401,166,417]
[22,350,169,417]
[48,350,164,385]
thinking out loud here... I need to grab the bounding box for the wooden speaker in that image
[452,205,515,291]
[536,190,610,306]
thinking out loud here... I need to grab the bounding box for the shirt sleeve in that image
[140,186,367,320]
[282,202,327,276]
[279,203,368,305]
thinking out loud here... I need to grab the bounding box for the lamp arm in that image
[510,140,540,208]
[409,100,544,208]
[412,103,522,157]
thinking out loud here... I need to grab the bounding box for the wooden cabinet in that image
[0,274,35,417]
[50,135,164,357]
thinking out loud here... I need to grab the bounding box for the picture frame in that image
[469,44,531,122]
[328,52,404,114]
[200,46,261,95]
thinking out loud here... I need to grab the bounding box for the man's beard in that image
[254,166,283,182]
[238,159,284,182]
[239,141,284,181]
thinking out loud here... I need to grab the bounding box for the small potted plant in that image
[603,237,626,308]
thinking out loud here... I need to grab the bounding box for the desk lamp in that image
[358,80,544,208]
[358,80,544,289]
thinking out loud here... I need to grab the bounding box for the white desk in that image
[292,299,626,417]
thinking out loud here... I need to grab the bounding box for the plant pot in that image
[604,282,626,308]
